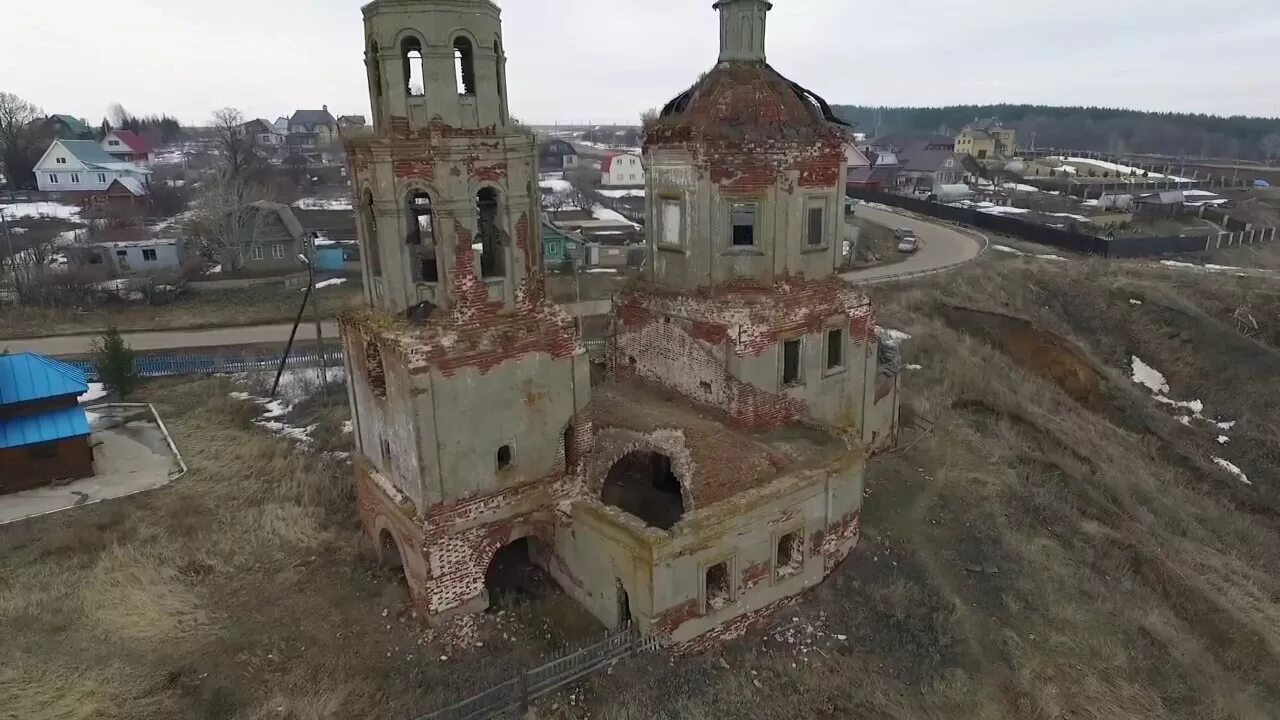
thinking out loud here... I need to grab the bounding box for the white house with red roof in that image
[100,130,155,166]
[600,152,644,187]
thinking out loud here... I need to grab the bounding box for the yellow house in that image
[956,118,1016,160]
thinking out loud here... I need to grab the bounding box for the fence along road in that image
[2,211,981,359]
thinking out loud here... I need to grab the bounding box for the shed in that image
[542,219,583,268]
[0,353,94,493]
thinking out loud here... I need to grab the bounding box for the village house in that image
[538,138,579,171]
[237,201,309,273]
[956,118,1016,160]
[338,115,368,132]
[235,119,289,153]
[601,152,644,186]
[0,353,94,494]
[339,0,898,650]
[43,114,94,140]
[33,139,152,202]
[75,238,186,275]
[100,130,155,166]
[289,107,340,148]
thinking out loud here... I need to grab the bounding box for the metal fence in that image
[414,625,661,720]
[848,188,1274,259]
[63,339,615,383]
[67,349,345,382]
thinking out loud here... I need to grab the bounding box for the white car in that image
[895,228,919,253]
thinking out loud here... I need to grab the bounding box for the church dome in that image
[651,62,850,145]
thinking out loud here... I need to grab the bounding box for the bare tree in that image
[186,172,274,273]
[0,92,44,190]
[540,186,566,215]
[210,107,260,180]
[640,107,659,135]
[1261,134,1280,165]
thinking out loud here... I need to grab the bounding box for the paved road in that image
[0,300,615,357]
[3,209,983,357]
[842,204,987,284]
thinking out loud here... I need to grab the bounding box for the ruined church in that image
[339,0,901,649]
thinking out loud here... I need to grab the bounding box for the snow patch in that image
[1212,457,1251,485]
[992,244,1026,255]
[294,197,354,211]
[1129,299,1143,305]
[0,202,83,220]
[315,278,347,289]
[1216,435,1230,445]
[1130,356,1170,395]
[78,383,108,404]
[905,364,924,371]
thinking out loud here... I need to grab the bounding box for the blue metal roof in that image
[0,353,89,406]
[0,406,90,449]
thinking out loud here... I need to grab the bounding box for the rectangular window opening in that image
[807,204,826,246]
[782,338,803,386]
[731,203,757,247]
[705,561,732,612]
[142,249,158,261]
[826,328,844,370]
[776,531,803,579]
[660,198,682,246]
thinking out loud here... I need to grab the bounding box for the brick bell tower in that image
[340,0,593,623]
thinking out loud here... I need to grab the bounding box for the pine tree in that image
[94,327,139,400]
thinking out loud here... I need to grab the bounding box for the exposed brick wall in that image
[741,561,771,591]
[610,278,875,431]
[669,595,800,655]
[813,510,861,573]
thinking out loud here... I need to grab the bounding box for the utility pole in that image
[307,236,329,399]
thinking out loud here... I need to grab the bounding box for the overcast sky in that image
[2,0,1277,126]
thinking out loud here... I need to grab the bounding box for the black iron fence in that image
[414,625,660,720]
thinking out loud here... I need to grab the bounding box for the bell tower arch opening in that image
[476,187,505,279]
[406,191,439,283]
[453,36,476,96]
[402,36,425,97]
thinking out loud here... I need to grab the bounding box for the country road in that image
[843,204,987,284]
[2,207,984,357]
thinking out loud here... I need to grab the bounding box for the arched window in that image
[494,39,505,120]
[402,37,424,97]
[408,191,438,282]
[369,41,383,99]
[476,187,503,278]
[363,191,382,278]
[453,37,476,96]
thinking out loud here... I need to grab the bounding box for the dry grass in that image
[561,254,1280,718]
[5,252,1280,719]
[0,281,363,340]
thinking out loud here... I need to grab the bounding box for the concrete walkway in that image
[0,407,182,525]
[842,204,987,285]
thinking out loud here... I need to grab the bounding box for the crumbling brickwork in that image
[338,0,894,653]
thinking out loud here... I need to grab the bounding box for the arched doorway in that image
[484,537,552,611]
[378,528,403,570]
[601,451,686,530]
